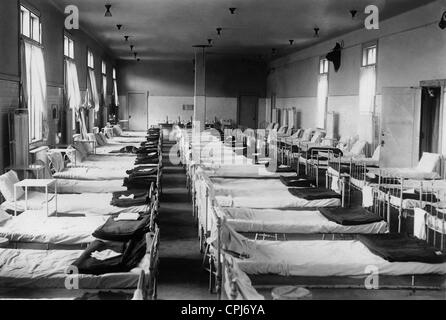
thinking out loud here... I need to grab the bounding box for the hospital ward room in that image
[0,0,445,305]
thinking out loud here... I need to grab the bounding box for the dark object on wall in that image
[439,11,446,29]
[105,5,112,17]
[326,42,342,72]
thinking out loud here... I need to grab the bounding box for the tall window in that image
[86,49,99,111]
[87,50,94,69]
[359,44,377,114]
[113,67,119,106]
[64,35,74,59]
[102,61,107,105]
[21,5,46,143]
[317,58,329,129]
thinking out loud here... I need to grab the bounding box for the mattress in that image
[235,240,446,277]
[53,167,129,180]
[210,178,289,192]
[0,248,146,289]
[0,210,106,245]
[1,192,147,216]
[56,179,127,194]
[223,208,388,234]
[368,168,440,180]
[215,193,341,209]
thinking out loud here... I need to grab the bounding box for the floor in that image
[156,139,213,300]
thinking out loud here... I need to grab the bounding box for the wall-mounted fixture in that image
[229,8,236,14]
[117,24,123,30]
[440,11,446,29]
[216,27,222,36]
[105,4,112,17]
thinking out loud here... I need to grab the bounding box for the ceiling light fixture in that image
[105,4,112,17]
[272,48,277,55]
[134,52,138,59]
[314,27,320,37]
[208,39,213,45]
[117,24,123,30]
[350,10,358,19]
[229,8,236,14]
[289,40,294,45]
[130,45,134,51]
[137,58,141,62]
[216,27,222,36]
[124,36,129,41]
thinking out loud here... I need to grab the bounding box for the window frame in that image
[362,42,378,67]
[319,57,329,75]
[87,49,95,70]
[64,34,75,60]
[20,4,41,45]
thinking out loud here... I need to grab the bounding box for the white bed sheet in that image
[368,168,440,180]
[0,248,145,289]
[215,193,340,209]
[55,179,126,194]
[0,210,106,245]
[236,240,446,277]
[223,208,388,234]
[1,192,146,216]
[53,167,128,180]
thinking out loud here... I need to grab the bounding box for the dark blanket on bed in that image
[378,187,437,202]
[123,177,157,190]
[71,236,147,275]
[288,188,342,200]
[280,175,316,188]
[111,190,149,207]
[319,207,384,226]
[135,157,159,165]
[126,166,158,176]
[109,146,139,154]
[93,213,151,242]
[358,234,446,264]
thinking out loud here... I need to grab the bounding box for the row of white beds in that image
[0,125,163,300]
[174,124,446,300]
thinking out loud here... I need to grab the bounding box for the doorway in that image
[238,95,258,129]
[419,87,441,157]
[127,92,148,131]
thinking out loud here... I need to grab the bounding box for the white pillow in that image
[0,208,11,224]
[301,128,313,141]
[113,125,123,136]
[350,140,367,157]
[417,153,441,173]
[371,145,381,161]
[47,151,65,173]
[0,171,24,202]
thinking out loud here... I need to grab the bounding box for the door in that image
[419,87,441,156]
[238,96,258,129]
[128,92,148,131]
[380,87,421,168]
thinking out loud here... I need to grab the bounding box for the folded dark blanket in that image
[358,234,446,264]
[93,213,151,242]
[109,146,138,154]
[379,187,437,202]
[280,175,316,188]
[288,188,342,200]
[71,236,147,275]
[124,177,157,190]
[319,207,384,226]
[136,148,158,154]
[135,158,159,165]
[126,167,158,176]
[111,190,149,207]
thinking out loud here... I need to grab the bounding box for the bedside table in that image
[14,179,58,217]
[5,164,45,179]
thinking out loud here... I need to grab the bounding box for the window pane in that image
[21,7,30,37]
[69,39,74,58]
[31,14,40,42]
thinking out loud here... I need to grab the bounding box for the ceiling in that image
[50,0,436,61]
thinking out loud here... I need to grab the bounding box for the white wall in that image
[266,0,446,154]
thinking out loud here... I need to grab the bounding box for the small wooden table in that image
[14,179,58,217]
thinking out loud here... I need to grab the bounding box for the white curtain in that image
[359,65,376,114]
[288,109,294,128]
[87,69,100,112]
[65,60,81,111]
[23,42,47,142]
[317,74,328,129]
[113,80,119,106]
[102,75,107,106]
